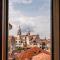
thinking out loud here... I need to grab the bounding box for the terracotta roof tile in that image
[15,47,51,60]
[32,53,51,60]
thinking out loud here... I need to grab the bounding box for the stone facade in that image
[15,33,40,48]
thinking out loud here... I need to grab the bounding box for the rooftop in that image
[15,47,51,60]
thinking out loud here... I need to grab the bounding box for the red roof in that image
[15,47,51,60]
[32,53,51,60]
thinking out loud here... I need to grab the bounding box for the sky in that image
[9,0,51,39]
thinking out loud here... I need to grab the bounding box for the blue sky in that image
[9,0,51,39]
[13,0,50,16]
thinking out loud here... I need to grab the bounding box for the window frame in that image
[2,0,59,60]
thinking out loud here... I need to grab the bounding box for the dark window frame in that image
[2,0,59,60]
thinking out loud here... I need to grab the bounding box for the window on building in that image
[19,41,20,43]
[15,41,17,43]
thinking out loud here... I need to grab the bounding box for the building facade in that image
[8,26,51,52]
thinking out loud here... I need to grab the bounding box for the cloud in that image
[9,0,51,39]
[9,12,50,38]
[21,24,34,33]
[21,0,32,4]
[11,0,50,17]
[9,0,32,4]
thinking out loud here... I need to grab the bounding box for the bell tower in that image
[17,25,21,36]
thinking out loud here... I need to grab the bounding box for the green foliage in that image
[16,47,24,51]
